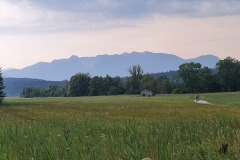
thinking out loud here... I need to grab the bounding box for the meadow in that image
[0,92,240,159]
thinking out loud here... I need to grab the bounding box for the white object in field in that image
[142,158,152,160]
[194,100,211,104]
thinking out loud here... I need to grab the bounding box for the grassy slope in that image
[0,93,240,159]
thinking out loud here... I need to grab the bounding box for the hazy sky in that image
[1,0,240,69]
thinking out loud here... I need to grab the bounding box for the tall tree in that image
[177,62,215,93]
[126,65,144,94]
[197,67,213,93]
[102,75,114,95]
[0,68,5,105]
[236,61,240,91]
[108,76,125,95]
[216,57,240,92]
[89,76,104,96]
[69,73,91,96]
[177,62,202,93]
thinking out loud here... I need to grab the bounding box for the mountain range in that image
[3,52,220,81]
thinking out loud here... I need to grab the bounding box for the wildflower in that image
[100,134,106,140]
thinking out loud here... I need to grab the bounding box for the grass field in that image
[0,93,240,159]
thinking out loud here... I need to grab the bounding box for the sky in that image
[0,0,240,70]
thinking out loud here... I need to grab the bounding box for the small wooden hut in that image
[140,88,153,96]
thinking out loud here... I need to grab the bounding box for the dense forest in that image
[20,57,240,98]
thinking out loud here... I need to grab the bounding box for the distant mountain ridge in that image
[3,52,220,81]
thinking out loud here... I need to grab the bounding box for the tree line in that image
[20,65,174,98]
[0,56,238,100]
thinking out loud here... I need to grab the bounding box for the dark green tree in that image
[43,85,62,97]
[89,76,104,96]
[197,67,213,93]
[177,62,202,93]
[60,82,70,97]
[0,68,5,105]
[108,76,125,95]
[102,75,114,95]
[177,62,215,93]
[21,87,42,98]
[205,73,221,93]
[216,57,240,92]
[89,75,125,96]
[237,61,240,91]
[126,65,144,94]
[156,76,173,94]
[69,73,91,96]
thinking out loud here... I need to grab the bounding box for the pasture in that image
[0,93,240,159]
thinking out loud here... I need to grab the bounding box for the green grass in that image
[0,93,240,159]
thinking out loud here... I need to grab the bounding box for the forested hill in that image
[4,78,66,96]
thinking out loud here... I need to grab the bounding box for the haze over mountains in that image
[3,52,220,81]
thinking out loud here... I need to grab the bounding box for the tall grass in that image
[1,118,240,159]
[0,93,240,159]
